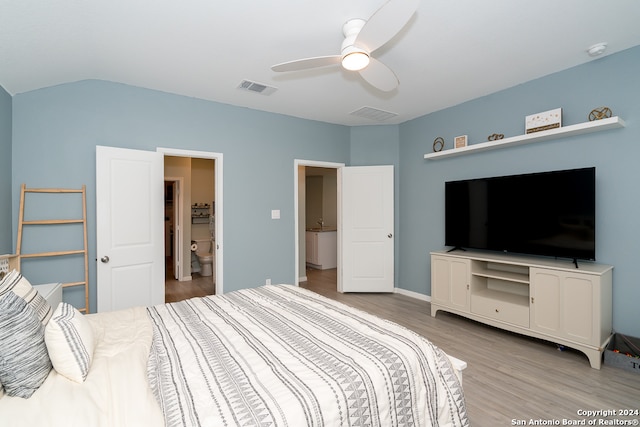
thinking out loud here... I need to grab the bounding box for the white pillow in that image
[45,302,96,383]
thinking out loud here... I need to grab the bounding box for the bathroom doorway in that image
[160,148,223,302]
[295,160,343,291]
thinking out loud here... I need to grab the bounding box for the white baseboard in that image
[394,287,431,302]
[299,276,308,283]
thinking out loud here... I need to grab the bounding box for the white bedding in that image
[0,306,164,426]
[147,285,469,427]
[0,285,468,427]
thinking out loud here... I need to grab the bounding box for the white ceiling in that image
[1,0,639,126]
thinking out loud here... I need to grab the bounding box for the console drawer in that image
[471,290,529,328]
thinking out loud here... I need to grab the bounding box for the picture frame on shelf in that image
[525,108,562,134]
[454,135,468,149]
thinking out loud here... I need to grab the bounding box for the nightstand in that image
[33,282,63,310]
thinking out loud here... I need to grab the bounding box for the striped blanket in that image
[146,285,468,427]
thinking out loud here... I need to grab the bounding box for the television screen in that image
[445,167,596,261]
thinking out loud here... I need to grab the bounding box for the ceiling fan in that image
[271,0,419,92]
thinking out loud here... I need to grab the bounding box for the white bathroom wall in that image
[305,175,323,229]
[190,158,215,242]
[305,168,337,229]
[321,172,337,227]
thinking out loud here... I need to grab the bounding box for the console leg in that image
[584,348,603,369]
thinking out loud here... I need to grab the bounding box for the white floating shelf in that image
[424,116,625,160]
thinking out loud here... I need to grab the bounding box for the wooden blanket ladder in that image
[16,184,90,313]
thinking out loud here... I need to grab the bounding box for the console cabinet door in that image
[530,268,561,335]
[530,268,596,346]
[432,255,470,312]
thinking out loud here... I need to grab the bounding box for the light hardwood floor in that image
[164,259,215,303]
[300,268,640,426]
[164,265,639,425]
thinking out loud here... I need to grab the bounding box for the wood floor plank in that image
[164,260,215,303]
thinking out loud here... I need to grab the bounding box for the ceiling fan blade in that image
[355,0,419,53]
[358,57,399,92]
[271,55,342,72]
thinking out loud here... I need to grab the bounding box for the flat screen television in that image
[445,167,596,262]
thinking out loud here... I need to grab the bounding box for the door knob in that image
[388,233,393,238]
[101,256,110,263]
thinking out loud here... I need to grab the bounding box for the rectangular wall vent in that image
[349,106,398,122]
[238,79,277,95]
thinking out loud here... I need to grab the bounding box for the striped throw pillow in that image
[0,270,52,325]
[45,302,95,383]
[0,291,52,398]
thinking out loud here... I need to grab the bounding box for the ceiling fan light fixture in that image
[270,0,419,91]
[342,50,370,71]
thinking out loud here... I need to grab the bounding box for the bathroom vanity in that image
[305,229,337,270]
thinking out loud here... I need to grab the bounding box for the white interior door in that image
[172,180,180,280]
[339,165,394,293]
[165,177,183,281]
[96,146,164,312]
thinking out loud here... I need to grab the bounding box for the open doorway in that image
[295,160,344,292]
[159,148,224,302]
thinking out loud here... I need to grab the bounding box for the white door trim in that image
[158,147,224,295]
[293,159,345,286]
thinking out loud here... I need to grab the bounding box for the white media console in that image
[430,250,613,369]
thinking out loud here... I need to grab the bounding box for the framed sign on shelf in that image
[454,135,468,149]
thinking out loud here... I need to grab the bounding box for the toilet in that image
[195,239,214,277]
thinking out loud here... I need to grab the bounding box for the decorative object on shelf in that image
[525,108,562,134]
[487,133,504,141]
[588,106,612,121]
[433,137,445,152]
[454,135,467,149]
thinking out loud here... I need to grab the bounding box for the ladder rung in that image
[20,250,85,258]
[62,281,86,288]
[22,219,84,225]
[24,188,84,194]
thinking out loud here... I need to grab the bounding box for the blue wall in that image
[399,46,640,336]
[7,45,640,336]
[11,80,350,310]
[0,85,11,253]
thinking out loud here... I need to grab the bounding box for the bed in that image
[0,263,468,426]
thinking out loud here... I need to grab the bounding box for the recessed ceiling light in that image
[587,42,607,57]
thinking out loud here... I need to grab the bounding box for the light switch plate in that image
[271,209,280,219]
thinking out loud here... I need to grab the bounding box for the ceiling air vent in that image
[349,106,398,122]
[238,79,277,96]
